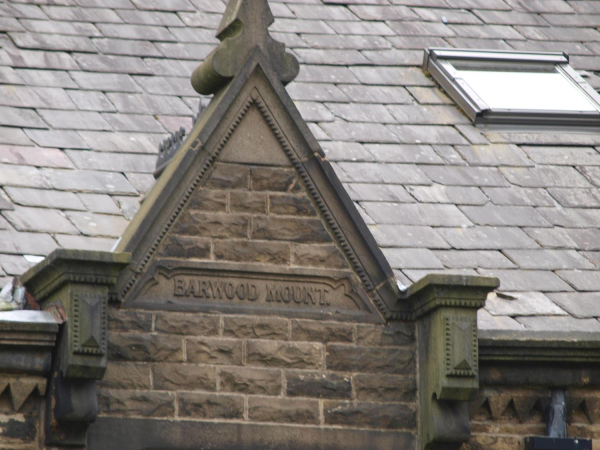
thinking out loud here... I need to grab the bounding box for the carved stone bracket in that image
[19,249,130,447]
[402,274,499,450]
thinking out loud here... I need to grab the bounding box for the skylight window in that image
[423,49,600,128]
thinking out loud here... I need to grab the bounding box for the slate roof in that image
[1,0,600,332]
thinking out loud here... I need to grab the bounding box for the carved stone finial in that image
[191,0,299,95]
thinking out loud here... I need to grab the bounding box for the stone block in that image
[250,167,300,192]
[326,345,414,374]
[269,194,316,216]
[214,240,290,265]
[291,319,354,343]
[187,189,227,212]
[246,340,322,370]
[219,366,282,395]
[108,308,152,332]
[251,216,331,243]
[172,212,248,239]
[230,191,266,214]
[178,392,244,419]
[153,364,216,391]
[100,362,151,389]
[206,163,248,190]
[108,332,182,362]
[356,322,414,346]
[291,244,348,269]
[223,317,288,340]
[98,389,174,417]
[324,401,416,429]
[158,235,211,259]
[286,371,351,399]
[186,337,242,365]
[354,374,416,402]
[248,397,319,424]
[155,312,219,336]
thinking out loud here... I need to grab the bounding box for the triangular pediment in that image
[115,55,402,322]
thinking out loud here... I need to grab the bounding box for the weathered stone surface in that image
[100,363,151,390]
[291,244,348,269]
[324,401,416,429]
[291,319,354,343]
[248,397,319,424]
[187,189,227,212]
[252,216,331,243]
[153,364,216,391]
[178,392,244,419]
[356,322,414,346]
[108,332,182,362]
[206,163,248,190]
[326,345,414,374]
[269,194,316,216]
[247,340,322,369]
[250,167,300,192]
[173,212,248,238]
[158,235,211,259]
[354,374,416,402]
[223,317,288,340]
[108,308,152,332]
[286,371,352,399]
[230,191,266,214]
[186,338,242,365]
[98,389,174,417]
[219,366,282,395]
[213,240,290,265]
[155,313,219,336]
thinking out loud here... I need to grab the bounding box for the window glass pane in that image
[456,69,598,112]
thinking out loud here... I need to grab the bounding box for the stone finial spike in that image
[191,0,299,95]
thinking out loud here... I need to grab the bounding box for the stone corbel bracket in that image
[401,274,499,450]
[19,249,131,447]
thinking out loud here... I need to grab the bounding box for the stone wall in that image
[463,386,600,449]
[102,309,417,443]
[0,383,44,449]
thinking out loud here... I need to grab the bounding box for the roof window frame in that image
[423,48,600,128]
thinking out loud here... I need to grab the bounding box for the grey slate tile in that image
[41,168,138,194]
[485,291,567,316]
[154,42,213,61]
[337,85,412,104]
[41,5,122,22]
[66,211,128,237]
[445,37,514,50]
[25,129,89,149]
[346,183,414,202]
[422,166,509,187]
[130,0,195,12]
[0,85,75,109]
[449,24,525,40]
[546,292,600,318]
[454,145,532,167]
[177,11,221,28]
[556,271,600,291]
[541,14,600,27]
[72,54,152,74]
[107,93,190,115]
[477,309,525,331]
[0,145,74,168]
[500,167,592,188]
[434,250,516,269]
[37,109,111,131]
[522,146,600,166]
[0,164,50,188]
[350,67,433,86]
[166,27,219,44]
[125,173,155,194]
[320,121,397,142]
[459,204,551,227]
[547,188,600,208]
[349,5,416,21]
[581,251,600,268]
[295,49,370,66]
[5,187,85,210]
[504,249,595,270]
[413,8,483,24]
[15,69,78,88]
[438,226,540,249]
[67,90,116,112]
[386,105,470,125]
[289,4,359,21]
[9,32,96,52]
[301,34,391,50]
[386,21,456,37]
[370,225,450,248]
[19,19,101,36]
[383,248,445,269]
[101,113,164,133]
[77,131,163,153]
[0,127,34,146]
[142,58,198,77]
[486,131,600,147]
[297,66,359,84]
[564,229,600,251]
[66,150,156,173]
[96,23,175,41]
[0,106,47,128]
[579,167,600,187]
[386,35,449,49]
[0,48,79,70]
[0,191,14,211]
[115,10,184,27]
[479,269,573,292]
[0,67,25,85]
[133,76,196,96]
[0,231,58,256]
[472,10,547,26]
[388,125,469,145]
[431,145,467,166]
[296,102,336,123]
[3,206,79,234]
[54,234,117,251]
[514,26,600,41]
[537,207,600,229]
[326,104,396,123]
[406,185,488,205]
[362,203,472,226]
[337,162,430,184]
[483,187,555,207]
[113,196,140,220]
[406,87,451,105]
[76,0,136,8]
[323,142,374,162]
[404,268,479,282]
[365,144,443,164]
[516,316,600,332]
[327,21,395,36]
[271,18,335,34]
[70,71,142,92]
[505,0,575,13]
[523,228,578,250]
[509,40,594,56]
[361,49,423,66]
